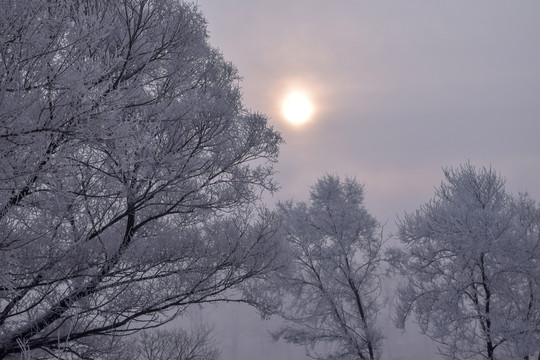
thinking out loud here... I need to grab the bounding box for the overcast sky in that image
[192,1,540,359]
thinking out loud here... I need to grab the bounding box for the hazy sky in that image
[192,1,540,359]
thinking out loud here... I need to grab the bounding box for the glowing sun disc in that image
[282,91,314,125]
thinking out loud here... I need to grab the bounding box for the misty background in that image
[194,1,540,359]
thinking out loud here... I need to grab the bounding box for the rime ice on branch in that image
[389,164,540,360]
[274,175,384,360]
[0,0,283,358]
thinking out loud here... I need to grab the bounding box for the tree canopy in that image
[274,175,384,360]
[390,164,540,360]
[0,0,283,358]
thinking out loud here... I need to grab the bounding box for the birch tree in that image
[390,164,540,359]
[274,175,384,360]
[0,0,283,358]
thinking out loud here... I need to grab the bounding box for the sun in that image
[281,91,314,125]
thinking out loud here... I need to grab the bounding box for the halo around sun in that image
[281,91,314,125]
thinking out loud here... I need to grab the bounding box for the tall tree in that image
[390,164,540,360]
[0,0,283,358]
[274,175,384,360]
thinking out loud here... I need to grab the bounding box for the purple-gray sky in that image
[193,1,540,359]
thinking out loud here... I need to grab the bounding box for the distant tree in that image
[129,327,219,360]
[105,326,220,360]
[13,326,220,360]
[0,0,283,358]
[274,175,384,360]
[389,164,540,360]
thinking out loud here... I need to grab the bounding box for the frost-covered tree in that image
[14,326,220,360]
[101,326,220,360]
[274,175,384,360]
[390,164,540,360]
[127,327,220,360]
[0,0,283,358]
